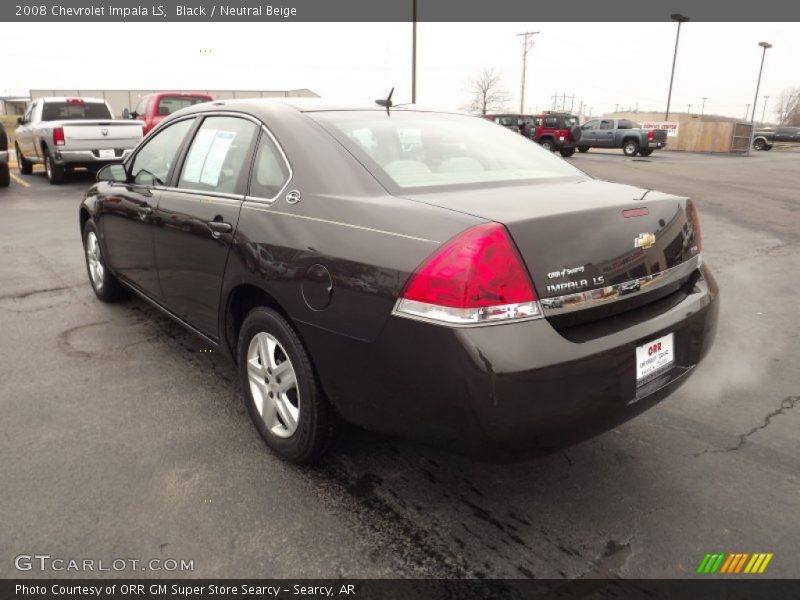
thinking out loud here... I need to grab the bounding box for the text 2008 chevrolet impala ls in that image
[79,99,718,463]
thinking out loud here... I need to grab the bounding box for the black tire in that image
[44,150,65,184]
[577,145,589,153]
[82,220,130,302]
[238,307,338,464]
[559,147,576,157]
[638,149,654,157]
[16,144,33,175]
[0,163,9,187]
[569,125,582,142]
[538,138,555,152]
[623,139,640,157]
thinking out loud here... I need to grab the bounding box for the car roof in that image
[171,97,469,120]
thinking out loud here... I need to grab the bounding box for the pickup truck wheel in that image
[238,307,339,464]
[45,152,65,184]
[82,221,130,302]
[752,138,768,151]
[16,145,33,175]
[0,163,9,187]
[577,145,589,153]
[623,140,640,156]
[638,149,654,157]
[559,147,576,157]
[538,138,555,152]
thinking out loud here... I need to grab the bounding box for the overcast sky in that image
[3,22,798,121]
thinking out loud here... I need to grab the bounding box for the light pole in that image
[687,103,692,115]
[700,97,707,118]
[517,31,540,114]
[745,104,750,120]
[411,0,417,103]
[747,41,772,155]
[665,13,689,120]
[761,96,770,125]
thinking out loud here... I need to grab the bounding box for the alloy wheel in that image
[247,332,300,438]
[85,231,104,290]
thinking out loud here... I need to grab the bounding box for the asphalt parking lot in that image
[1,149,798,579]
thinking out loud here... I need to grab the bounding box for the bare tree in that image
[464,68,511,115]
[774,87,800,126]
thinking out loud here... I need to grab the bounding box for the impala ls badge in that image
[285,190,301,204]
[634,232,656,249]
[101,127,109,136]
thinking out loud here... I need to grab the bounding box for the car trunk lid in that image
[402,178,701,315]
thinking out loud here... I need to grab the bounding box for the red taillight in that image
[647,130,655,140]
[53,127,65,146]
[396,223,541,325]
[66,98,84,104]
[687,200,703,253]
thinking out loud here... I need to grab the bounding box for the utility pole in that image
[747,41,772,155]
[745,104,750,120]
[700,97,707,118]
[665,13,690,120]
[687,103,692,115]
[761,96,770,124]
[614,103,619,113]
[551,93,557,110]
[517,31,539,114]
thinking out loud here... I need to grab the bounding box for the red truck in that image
[124,92,213,135]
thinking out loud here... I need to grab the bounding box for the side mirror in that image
[97,163,128,183]
[17,117,24,126]
[122,108,131,119]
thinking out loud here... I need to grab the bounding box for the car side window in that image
[177,116,258,195]
[600,120,614,130]
[248,132,290,199]
[582,120,598,130]
[133,97,147,117]
[544,117,558,128]
[130,118,194,186]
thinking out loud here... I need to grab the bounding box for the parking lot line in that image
[10,172,30,188]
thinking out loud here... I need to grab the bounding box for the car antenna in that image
[375,87,394,115]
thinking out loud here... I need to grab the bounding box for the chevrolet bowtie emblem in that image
[634,232,656,249]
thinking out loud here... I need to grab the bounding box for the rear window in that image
[157,96,210,116]
[42,101,112,121]
[310,111,583,191]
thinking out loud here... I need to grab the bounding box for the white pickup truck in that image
[14,97,144,184]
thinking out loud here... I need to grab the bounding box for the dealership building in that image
[26,88,319,117]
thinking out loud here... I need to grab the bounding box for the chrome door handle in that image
[208,220,233,238]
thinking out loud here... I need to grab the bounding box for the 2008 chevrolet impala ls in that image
[79,99,718,463]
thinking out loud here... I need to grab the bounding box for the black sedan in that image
[79,99,718,463]
[0,122,10,187]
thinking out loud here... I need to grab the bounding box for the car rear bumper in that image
[648,141,667,149]
[302,264,719,459]
[54,148,133,165]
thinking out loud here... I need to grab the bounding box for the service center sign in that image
[641,121,680,137]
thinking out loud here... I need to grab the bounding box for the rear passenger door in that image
[153,115,259,338]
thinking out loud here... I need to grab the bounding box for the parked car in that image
[125,92,214,135]
[529,112,582,157]
[578,118,667,156]
[0,122,9,187]
[752,126,800,151]
[80,99,717,463]
[15,97,144,184]
[484,113,531,135]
